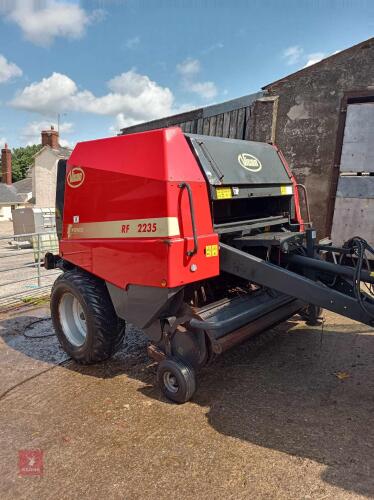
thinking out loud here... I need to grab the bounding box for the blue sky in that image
[0,0,373,148]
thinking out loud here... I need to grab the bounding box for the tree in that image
[11,144,43,182]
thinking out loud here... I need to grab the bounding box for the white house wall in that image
[33,148,59,208]
[0,205,13,221]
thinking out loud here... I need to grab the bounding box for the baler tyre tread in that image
[50,270,125,364]
[157,358,196,404]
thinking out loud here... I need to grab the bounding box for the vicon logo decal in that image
[238,153,262,172]
[67,167,85,188]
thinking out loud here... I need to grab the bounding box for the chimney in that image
[1,143,12,185]
[41,125,59,150]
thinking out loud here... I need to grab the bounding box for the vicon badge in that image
[67,167,85,188]
[238,153,262,172]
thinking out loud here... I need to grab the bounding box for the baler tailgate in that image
[220,242,374,327]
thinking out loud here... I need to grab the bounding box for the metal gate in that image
[0,231,60,310]
[331,101,374,246]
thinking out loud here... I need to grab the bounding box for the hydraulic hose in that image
[343,236,374,320]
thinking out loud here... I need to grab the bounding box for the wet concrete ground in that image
[0,304,373,499]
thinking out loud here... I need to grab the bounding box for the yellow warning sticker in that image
[216,187,232,199]
[205,244,218,257]
[280,185,293,195]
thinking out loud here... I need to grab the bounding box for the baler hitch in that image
[220,240,374,327]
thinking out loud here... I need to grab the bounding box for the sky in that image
[0,0,373,149]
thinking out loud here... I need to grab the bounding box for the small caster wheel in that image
[157,358,196,403]
[300,304,323,326]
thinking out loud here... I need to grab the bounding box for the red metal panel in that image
[60,127,219,288]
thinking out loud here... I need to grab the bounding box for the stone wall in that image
[260,39,374,236]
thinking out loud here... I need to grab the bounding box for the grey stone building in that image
[120,37,374,240]
[260,37,374,240]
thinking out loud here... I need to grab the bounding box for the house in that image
[0,144,32,220]
[0,127,72,221]
[120,37,374,242]
[0,183,30,220]
[31,127,72,208]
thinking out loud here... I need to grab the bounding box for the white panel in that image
[340,102,374,173]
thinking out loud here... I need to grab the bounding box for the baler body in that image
[48,126,374,403]
[59,127,299,291]
[59,127,219,289]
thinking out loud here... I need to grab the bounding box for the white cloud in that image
[177,57,218,100]
[1,1,105,46]
[0,54,22,83]
[303,49,341,68]
[283,45,304,65]
[23,120,73,136]
[59,138,73,148]
[177,58,201,77]
[283,45,343,69]
[11,70,175,129]
[124,36,140,49]
[112,101,198,132]
[189,81,217,99]
[304,52,326,68]
[77,71,175,119]
[11,73,78,114]
[21,120,73,146]
[114,113,142,130]
[0,137,7,147]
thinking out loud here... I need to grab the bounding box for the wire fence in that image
[0,231,61,310]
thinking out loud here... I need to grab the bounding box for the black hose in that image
[0,357,71,402]
[343,236,374,320]
[23,317,55,339]
[0,319,67,402]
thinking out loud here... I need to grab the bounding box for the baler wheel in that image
[300,304,323,326]
[50,270,125,364]
[157,358,196,404]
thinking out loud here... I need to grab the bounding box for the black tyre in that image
[50,270,125,364]
[157,358,196,403]
[300,304,323,326]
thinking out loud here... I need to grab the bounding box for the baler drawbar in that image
[46,127,374,403]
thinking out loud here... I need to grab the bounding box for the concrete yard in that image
[0,305,373,499]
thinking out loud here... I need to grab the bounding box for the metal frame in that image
[0,231,60,309]
[219,242,374,326]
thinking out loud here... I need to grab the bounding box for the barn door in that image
[331,102,374,246]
